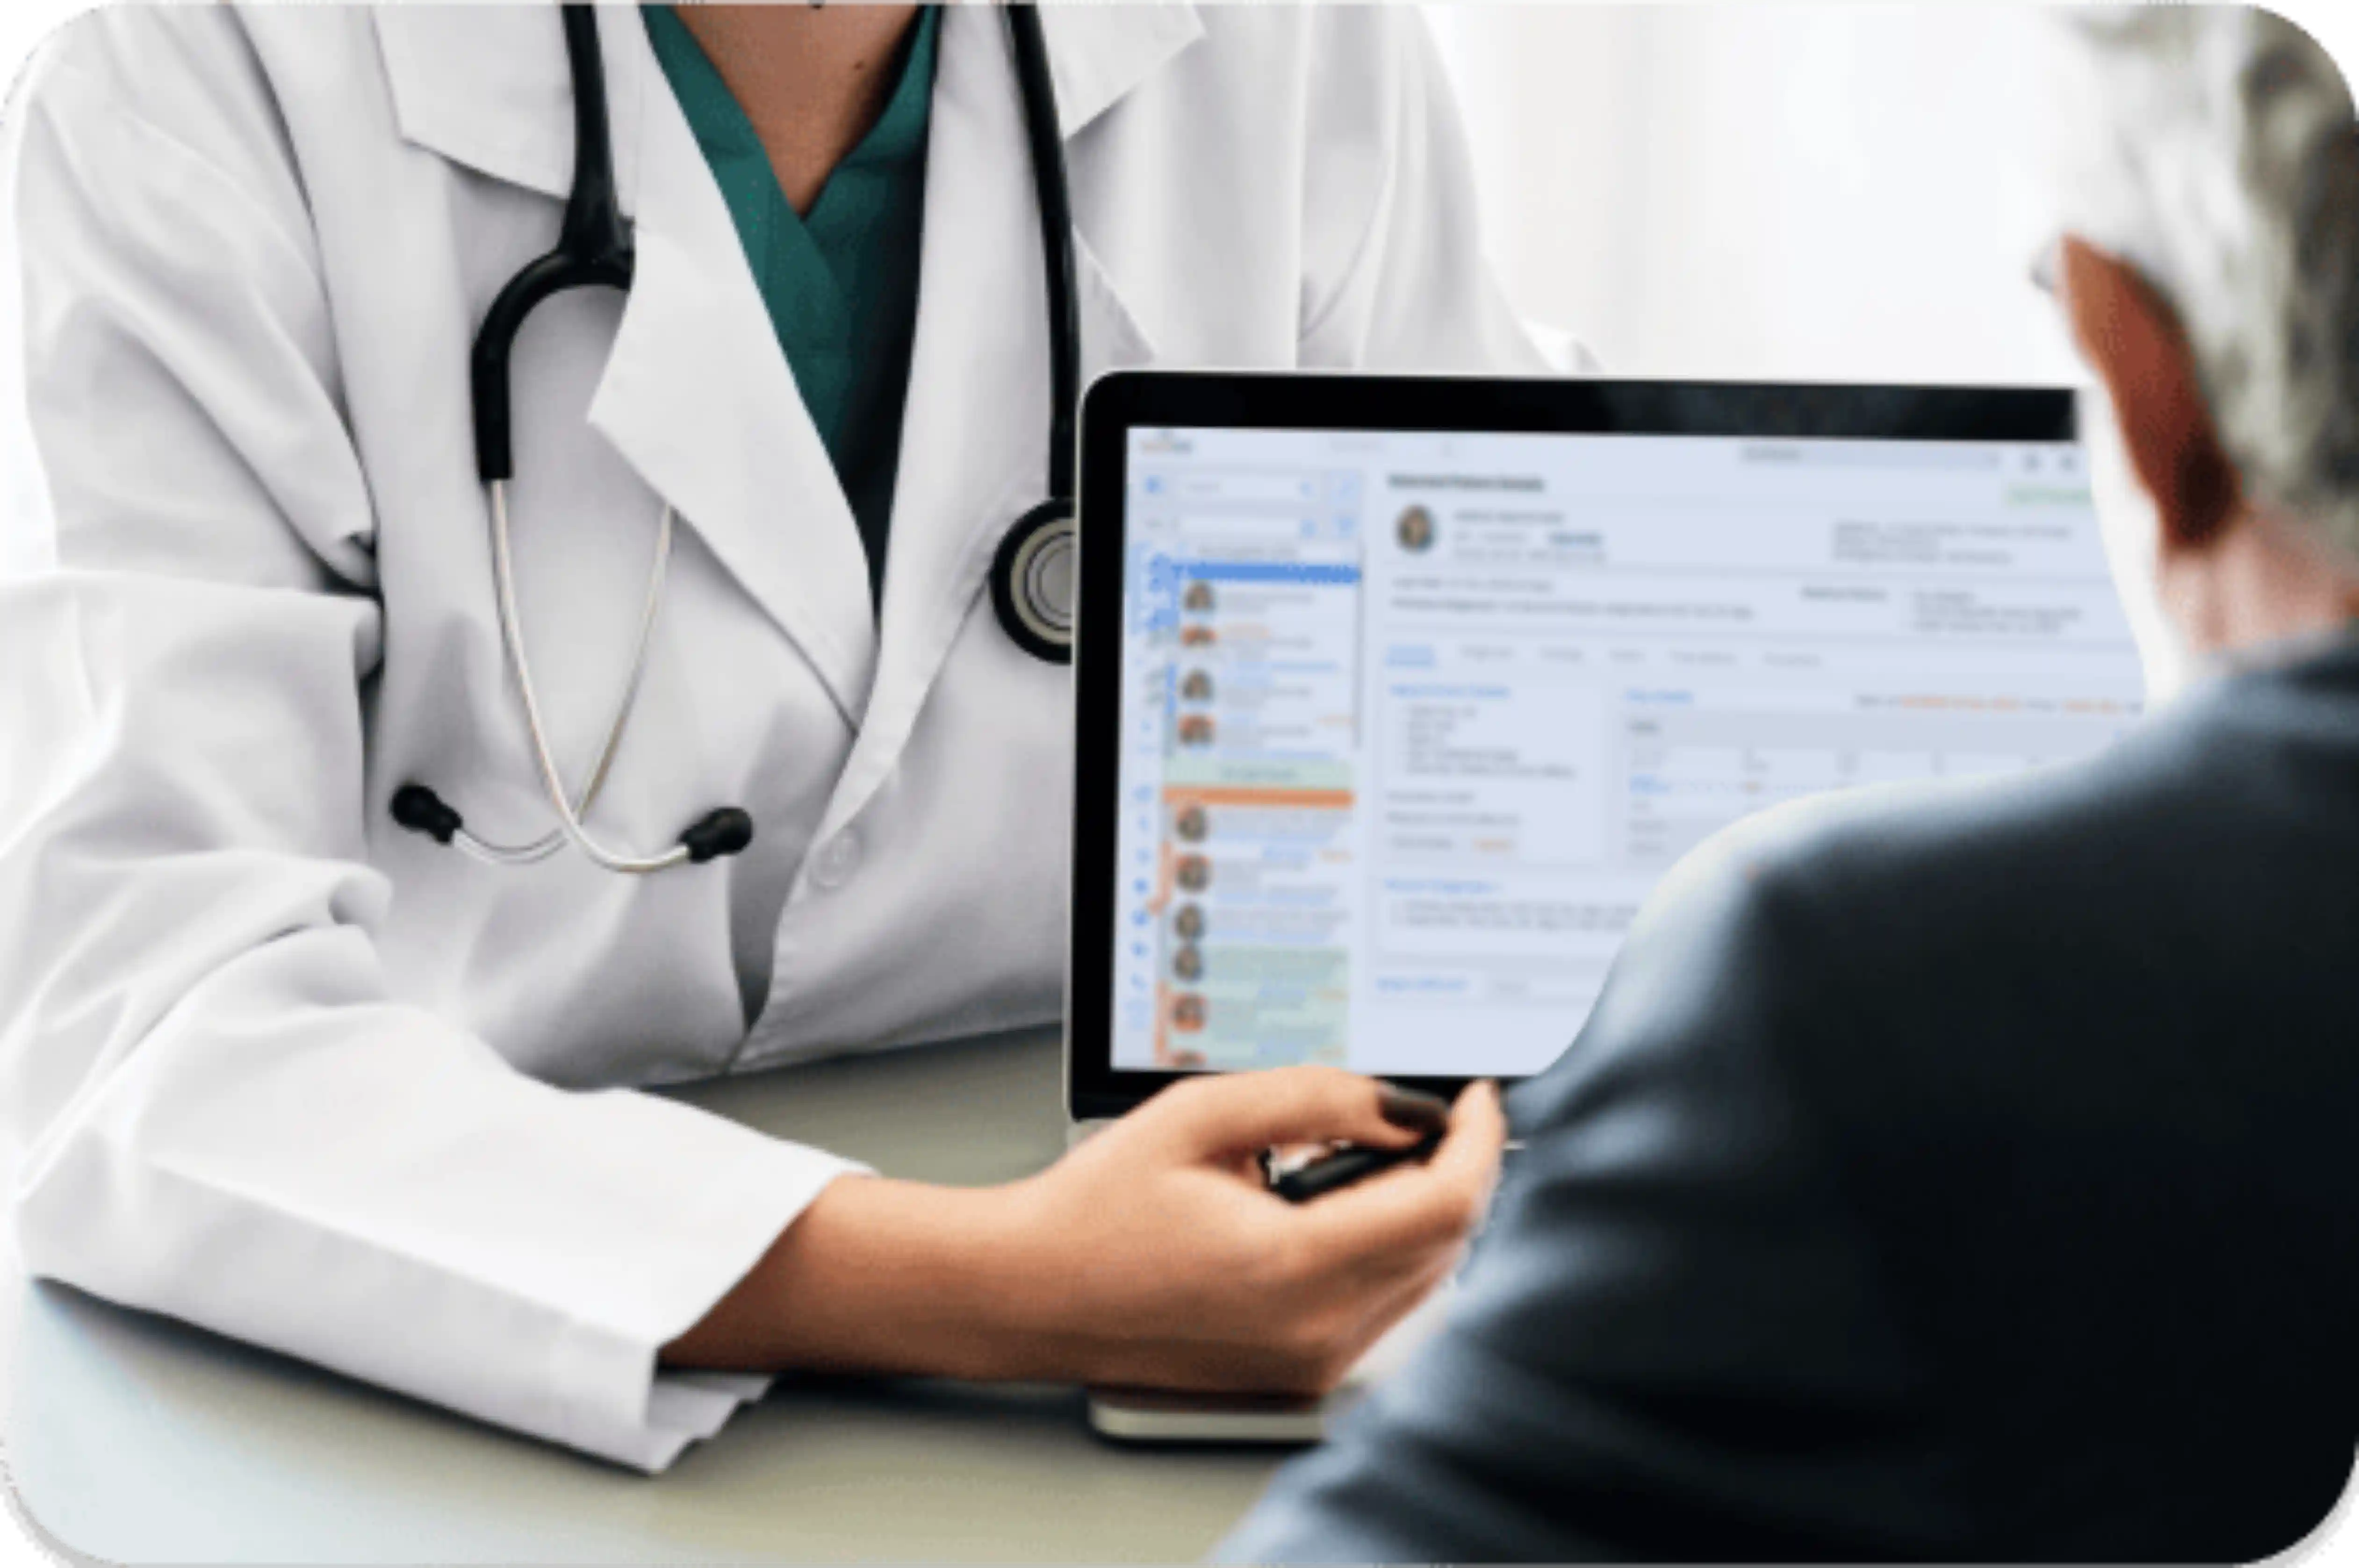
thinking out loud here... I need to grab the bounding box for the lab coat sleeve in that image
[1294,8,1597,376]
[0,29,854,1473]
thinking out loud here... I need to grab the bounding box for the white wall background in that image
[1428,5,2084,386]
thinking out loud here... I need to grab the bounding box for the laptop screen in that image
[1103,422,2143,1081]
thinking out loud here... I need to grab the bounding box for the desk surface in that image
[4,1028,1286,1563]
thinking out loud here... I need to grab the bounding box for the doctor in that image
[0,3,1536,1470]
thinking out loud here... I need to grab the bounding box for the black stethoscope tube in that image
[395,4,1084,871]
[471,5,636,485]
[1005,3,1079,503]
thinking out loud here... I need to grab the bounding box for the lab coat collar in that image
[374,5,646,216]
[369,3,1205,197]
[1037,3,1205,138]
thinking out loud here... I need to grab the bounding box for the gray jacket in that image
[1224,634,2359,1562]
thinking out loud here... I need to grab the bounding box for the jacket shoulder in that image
[14,5,351,237]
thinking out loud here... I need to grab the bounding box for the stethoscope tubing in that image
[399,4,1078,873]
[442,483,680,868]
[1004,3,1079,501]
[486,481,689,867]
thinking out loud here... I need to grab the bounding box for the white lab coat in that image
[0,3,1562,1469]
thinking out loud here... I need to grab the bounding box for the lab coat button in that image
[811,831,861,890]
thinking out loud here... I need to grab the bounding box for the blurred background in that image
[1428,5,2079,385]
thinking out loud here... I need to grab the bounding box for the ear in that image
[2060,235,2242,552]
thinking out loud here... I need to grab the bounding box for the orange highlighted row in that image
[1163,786,1355,809]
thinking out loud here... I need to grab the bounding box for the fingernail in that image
[1378,1081,1452,1133]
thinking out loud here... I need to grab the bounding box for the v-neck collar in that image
[823,8,938,198]
[641,7,938,358]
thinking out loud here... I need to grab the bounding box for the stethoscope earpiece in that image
[991,499,1078,664]
[680,808,755,863]
[390,783,464,845]
[389,778,755,868]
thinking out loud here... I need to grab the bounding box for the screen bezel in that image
[1065,371,2079,1120]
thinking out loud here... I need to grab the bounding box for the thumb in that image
[1146,1066,1451,1162]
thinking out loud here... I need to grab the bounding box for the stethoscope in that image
[392,3,1081,874]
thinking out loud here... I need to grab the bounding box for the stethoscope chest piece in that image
[991,498,1077,664]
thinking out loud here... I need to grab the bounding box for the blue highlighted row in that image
[1178,561,1362,586]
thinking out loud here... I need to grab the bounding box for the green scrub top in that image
[642,7,941,609]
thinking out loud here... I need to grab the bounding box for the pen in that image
[1269,1132,1444,1203]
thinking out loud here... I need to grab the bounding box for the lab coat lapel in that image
[1035,3,1206,137]
[813,4,1172,843]
[585,16,877,723]
[374,6,644,213]
[375,3,878,723]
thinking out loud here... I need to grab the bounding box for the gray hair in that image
[2053,7,2359,558]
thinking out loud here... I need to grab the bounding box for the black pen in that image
[1270,1131,1444,1203]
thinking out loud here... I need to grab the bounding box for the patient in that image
[1224,12,2359,1561]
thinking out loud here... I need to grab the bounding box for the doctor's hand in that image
[662,1068,1507,1394]
[1007,1069,1508,1394]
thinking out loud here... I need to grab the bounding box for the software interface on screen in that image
[1108,425,2145,1079]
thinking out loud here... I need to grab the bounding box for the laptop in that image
[1064,372,2143,1441]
